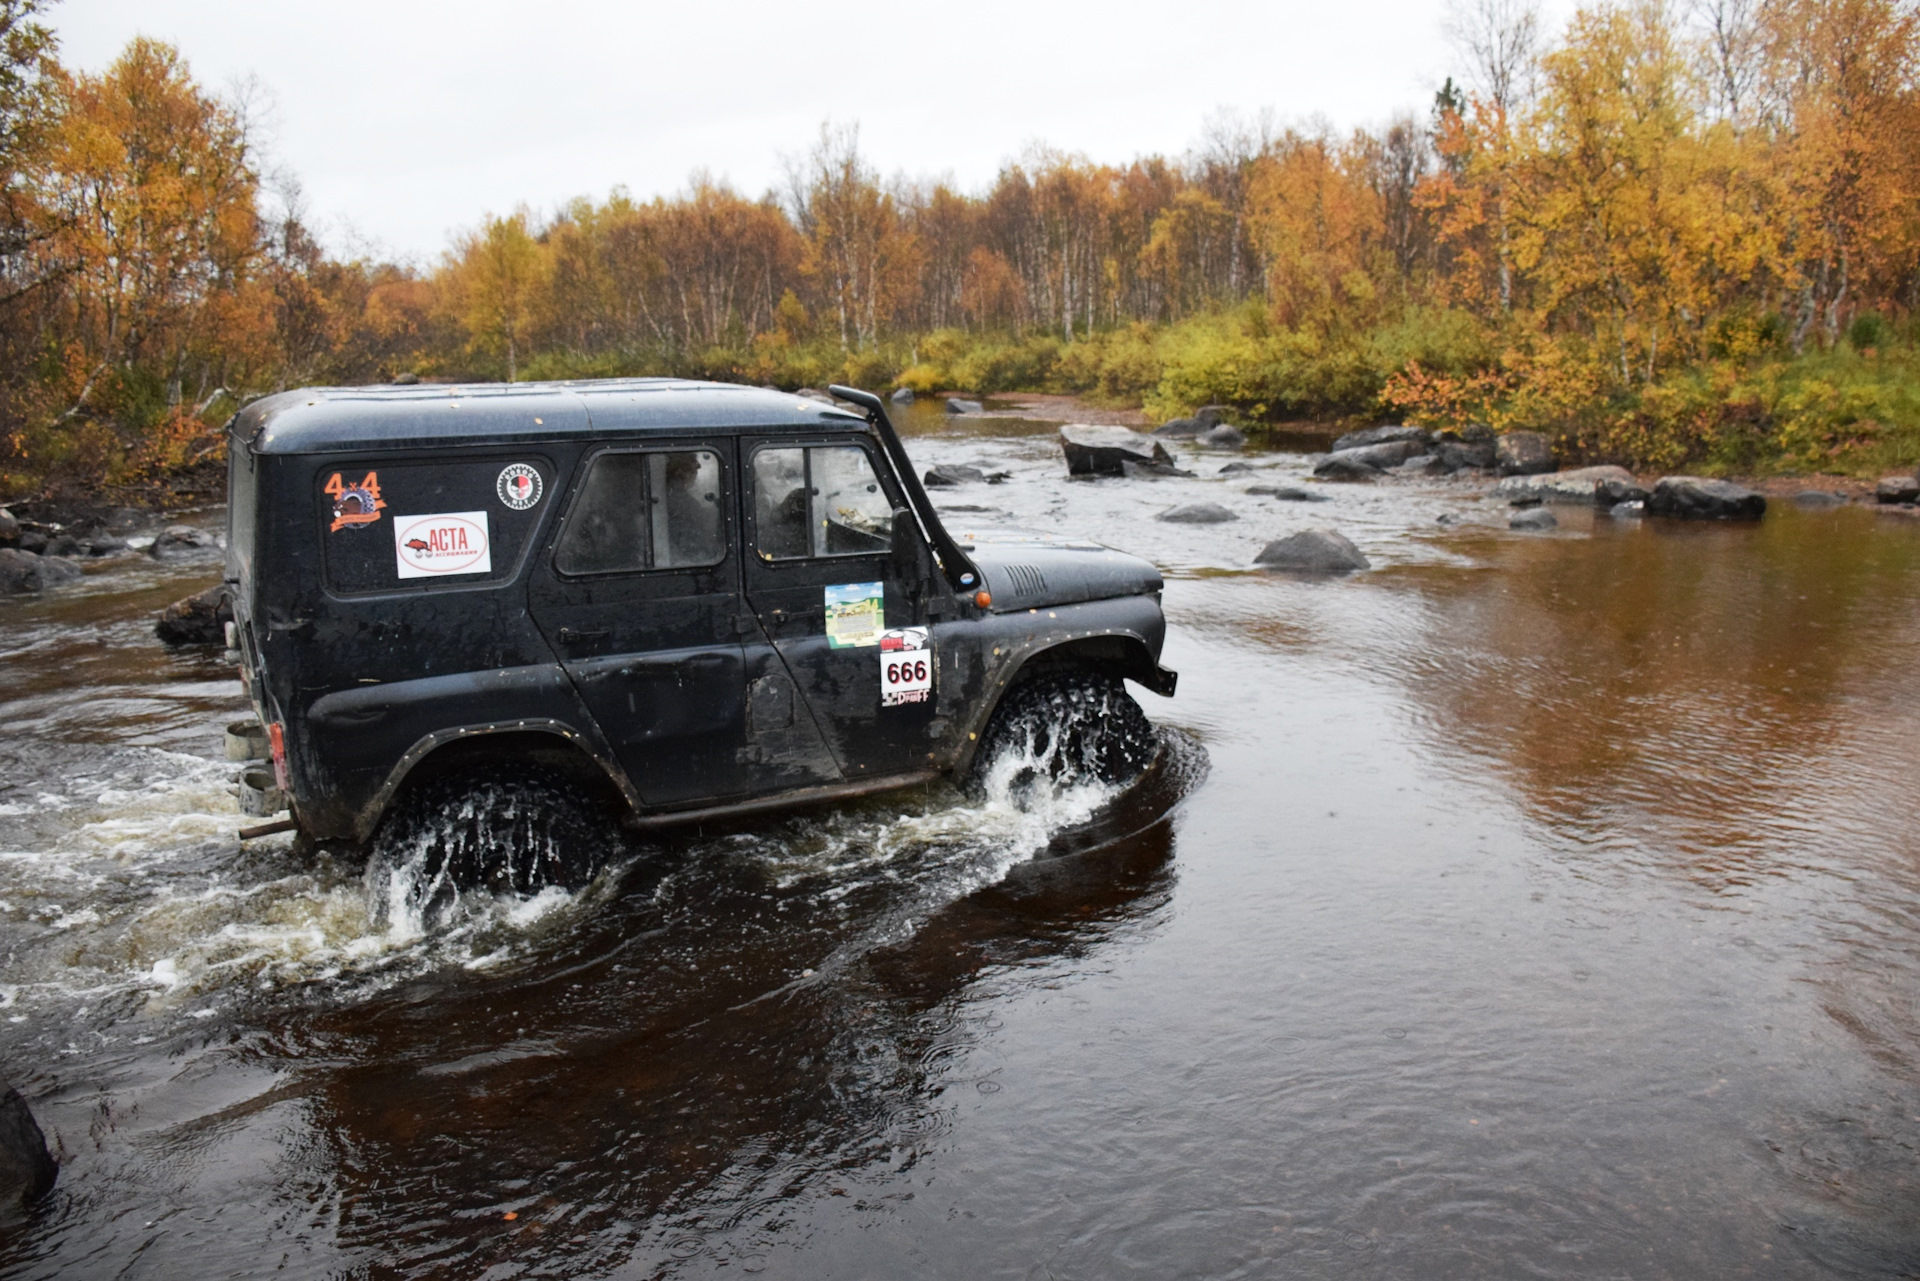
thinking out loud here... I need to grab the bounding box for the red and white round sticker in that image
[496,463,543,511]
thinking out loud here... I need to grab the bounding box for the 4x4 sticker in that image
[879,627,933,705]
[825,581,883,648]
[496,463,542,510]
[394,511,492,579]
[325,470,386,532]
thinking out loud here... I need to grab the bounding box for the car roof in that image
[232,378,868,455]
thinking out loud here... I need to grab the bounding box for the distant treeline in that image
[3,0,1920,498]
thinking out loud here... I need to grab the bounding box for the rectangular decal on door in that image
[824,581,884,648]
[879,627,933,705]
[394,510,492,579]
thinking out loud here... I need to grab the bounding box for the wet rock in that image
[149,525,216,558]
[889,387,915,404]
[1793,490,1847,508]
[924,464,987,487]
[1510,506,1558,531]
[0,548,82,594]
[1396,453,1441,474]
[155,584,232,646]
[84,534,128,556]
[1195,405,1230,428]
[1152,417,1202,438]
[1875,475,1920,504]
[0,508,15,544]
[1331,424,1429,453]
[1246,483,1328,501]
[1495,430,1556,476]
[1339,439,1429,472]
[1119,458,1195,479]
[0,1083,55,1209]
[15,529,45,553]
[1060,424,1173,477]
[1646,476,1768,520]
[945,397,984,415]
[43,533,83,558]
[1218,462,1255,475]
[1254,528,1370,573]
[1156,502,1237,524]
[1434,439,1497,472]
[1197,423,1246,449]
[1313,454,1383,482]
[1494,465,1647,506]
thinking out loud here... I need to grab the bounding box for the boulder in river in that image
[1152,417,1202,439]
[1254,528,1370,574]
[1198,423,1246,449]
[0,1082,56,1210]
[0,548,81,594]
[1339,439,1429,471]
[1510,507,1559,531]
[1493,466,1647,506]
[1060,424,1173,477]
[1156,502,1238,524]
[1196,405,1231,428]
[149,525,217,558]
[155,584,232,646]
[1646,476,1768,520]
[924,464,987,487]
[1433,439,1498,472]
[1313,454,1383,482]
[1331,424,1429,453]
[1875,475,1920,504]
[1218,462,1255,475]
[1495,431,1556,476]
[1246,483,1329,502]
[889,387,915,404]
[1792,490,1847,508]
[0,508,16,545]
[945,397,984,415]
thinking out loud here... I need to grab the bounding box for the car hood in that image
[964,535,1164,612]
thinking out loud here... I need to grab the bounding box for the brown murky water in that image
[2,404,1918,1278]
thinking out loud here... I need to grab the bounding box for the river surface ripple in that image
[1,406,1918,1279]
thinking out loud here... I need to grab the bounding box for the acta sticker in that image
[393,511,492,579]
[825,582,884,649]
[325,470,386,532]
[880,627,933,706]
[496,463,542,510]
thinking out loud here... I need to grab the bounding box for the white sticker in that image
[394,511,492,579]
[496,463,543,510]
[879,627,933,706]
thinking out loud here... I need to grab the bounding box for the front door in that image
[528,442,756,809]
[740,436,940,781]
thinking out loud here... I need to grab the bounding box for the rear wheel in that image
[367,764,620,930]
[970,671,1158,802]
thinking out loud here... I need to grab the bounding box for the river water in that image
[1,402,1918,1278]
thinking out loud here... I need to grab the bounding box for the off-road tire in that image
[368,764,619,924]
[970,670,1158,797]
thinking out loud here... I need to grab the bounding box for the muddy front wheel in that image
[970,671,1158,801]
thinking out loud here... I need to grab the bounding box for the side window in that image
[751,444,893,561]
[555,449,724,576]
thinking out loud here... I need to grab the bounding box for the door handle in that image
[557,626,610,645]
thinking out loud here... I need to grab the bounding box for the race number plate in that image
[879,627,933,706]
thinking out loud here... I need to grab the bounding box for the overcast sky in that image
[57,0,1516,264]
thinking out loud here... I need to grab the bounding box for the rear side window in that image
[321,457,555,594]
[751,444,893,560]
[555,449,725,576]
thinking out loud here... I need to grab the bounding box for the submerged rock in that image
[1647,476,1768,520]
[1254,528,1370,574]
[0,1082,55,1209]
[1495,431,1556,476]
[1060,424,1173,477]
[1218,462,1256,475]
[1494,465,1647,506]
[1331,424,1429,453]
[945,397,984,415]
[1875,475,1920,504]
[1510,507,1559,531]
[1246,483,1328,501]
[0,548,81,594]
[924,464,987,487]
[1198,423,1246,449]
[1156,502,1238,524]
[1153,417,1203,438]
[1313,454,1383,482]
[150,525,217,558]
[155,584,232,646]
[1793,490,1847,508]
[889,387,915,404]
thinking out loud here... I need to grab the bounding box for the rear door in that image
[740,435,940,779]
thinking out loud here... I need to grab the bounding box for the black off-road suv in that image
[225,379,1175,888]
